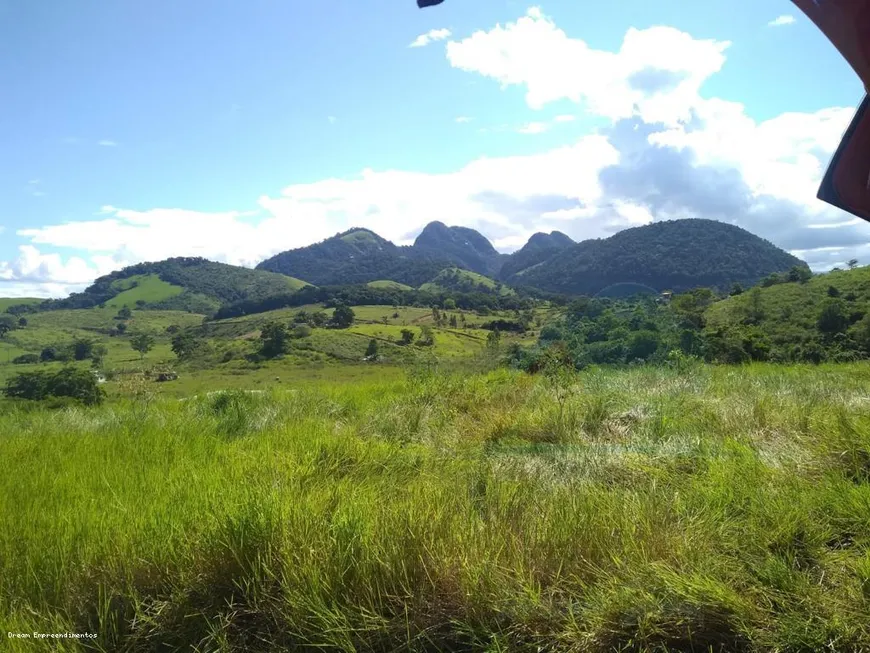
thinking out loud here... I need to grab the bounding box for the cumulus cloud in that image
[446,6,730,126]
[0,245,119,298]
[5,5,868,296]
[768,15,796,27]
[409,28,451,48]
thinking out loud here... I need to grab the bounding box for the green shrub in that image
[3,367,105,405]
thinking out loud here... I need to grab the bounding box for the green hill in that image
[366,280,413,291]
[419,268,515,296]
[510,219,807,295]
[498,231,574,280]
[703,265,870,362]
[41,258,310,314]
[257,228,450,287]
[412,221,506,277]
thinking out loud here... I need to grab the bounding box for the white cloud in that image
[554,115,576,123]
[98,140,118,147]
[518,121,549,134]
[446,7,730,126]
[409,28,451,48]
[328,116,337,124]
[768,15,796,27]
[455,116,473,123]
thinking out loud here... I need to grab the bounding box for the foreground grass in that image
[2,363,870,651]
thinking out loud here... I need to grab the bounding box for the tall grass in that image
[1,363,870,651]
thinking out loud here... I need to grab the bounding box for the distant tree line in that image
[212,285,545,320]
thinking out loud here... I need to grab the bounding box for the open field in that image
[2,363,870,651]
[0,304,528,396]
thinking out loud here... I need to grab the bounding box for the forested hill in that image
[412,221,506,277]
[36,258,309,314]
[498,231,574,280]
[509,219,807,295]
[256,228,451,287]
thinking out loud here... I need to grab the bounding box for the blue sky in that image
[1,0,867,297]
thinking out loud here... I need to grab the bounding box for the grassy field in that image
[366,280,413,291]
[105,274,185,308]
[420,268,516,297]
[2,363,870,651]
[0,303,528,398]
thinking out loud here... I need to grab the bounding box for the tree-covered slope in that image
[40,258,309,313]
[256,228,452,287]
[498,231,574,280]
[511,219,807,295]
[419,267,515,296]
[703,265,870,362]
[412,221,506,277]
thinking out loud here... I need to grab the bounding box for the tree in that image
[419,325,435,346]
[365,339,379,359]
[743,287,765,325]
[91,344,108,367]
[0,315,17,338]
[729,283,744,296]
[400,329,415,345]
[72,338,94,361]
[818,298,849,335]
[486,328,501,349]
[330,305,355,329]
[449,315,458,328]
[854,314,870,352]
[130,333,155,359]
[4,367,105,405]
[848,258,859,270]
[259,321,288,358]
[117,306,132,320]
[17,317,27,328]
[787,266,812,284]
[627,330,660,361]
[171,332,201,360]
[443,298,456,310]
[40,347,57,362]
[309,311,328,328]
[116,322,128,335]
[827,285,841,298]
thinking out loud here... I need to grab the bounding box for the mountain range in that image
[4,219,809,315]
[257,218,806,296]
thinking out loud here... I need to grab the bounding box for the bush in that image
[330,305,355,329]
[72,338,95,361]
[291,324,312,339]
[3,367,105,405]
[12,354,39,365]
[260,321,289,358]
